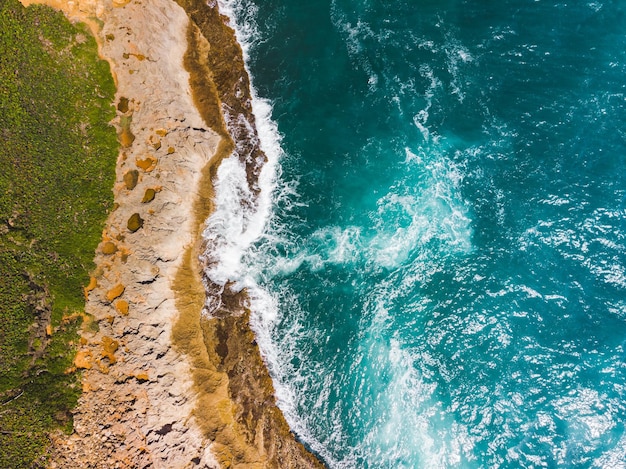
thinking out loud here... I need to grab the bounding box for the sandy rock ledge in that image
[20,0,327,467]
[22,0,220,466]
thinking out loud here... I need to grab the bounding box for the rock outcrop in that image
[18,0,326,467]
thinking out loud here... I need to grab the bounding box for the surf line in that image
[172,0,327,466]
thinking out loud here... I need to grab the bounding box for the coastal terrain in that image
[2,0,324,467]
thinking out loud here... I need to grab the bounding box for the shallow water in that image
[207,0,626,467]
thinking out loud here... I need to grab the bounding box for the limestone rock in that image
[136,155,157,172]
[130,259,159,284]
[117,96,129,113]
[23,0,323,468]
[83,276,97,300]
[115,299,129,315]
[101,336,119,364]
[74,350,93,369]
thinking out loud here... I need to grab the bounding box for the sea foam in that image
[212,0,324,450]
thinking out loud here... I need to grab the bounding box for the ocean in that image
[205,0,626,467]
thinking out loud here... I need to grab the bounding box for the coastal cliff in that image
[16,0,324,467]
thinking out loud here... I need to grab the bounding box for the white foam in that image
[247,286,348,468]
[211,1,342,462]
[200,0,284,316]
[593,432,626,469]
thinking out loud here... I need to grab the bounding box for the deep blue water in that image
[210,0,626,466]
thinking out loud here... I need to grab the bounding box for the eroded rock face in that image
[20,0,326,468]
[33,0,221,467]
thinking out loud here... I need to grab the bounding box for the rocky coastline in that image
[18,0,324,467]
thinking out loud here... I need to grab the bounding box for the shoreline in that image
[172,4,325,465]
[18,0,324,467]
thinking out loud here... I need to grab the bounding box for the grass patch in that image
[0,0,117,466]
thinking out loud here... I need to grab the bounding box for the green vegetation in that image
[0,0,118,466]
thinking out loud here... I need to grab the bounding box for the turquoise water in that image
[208,0,626,467]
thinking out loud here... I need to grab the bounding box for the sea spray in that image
[210,0,341,458]
[198,0,331,456]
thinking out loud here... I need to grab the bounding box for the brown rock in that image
[117,96,129,113]
[101,337,119,364]
[101,241,118,255]
[83,276,97,300]
[141,188,156,203]
[119,115,135,148]
[134,372,149,382]
[136,156,157,172]
[115,299,129,315]
[75,350,93,369]
[106,283,125,302]
[123,169,139,190]
[127,213,143,232]
[30,0,325,466]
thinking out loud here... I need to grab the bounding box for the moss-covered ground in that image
[0,1,117,466]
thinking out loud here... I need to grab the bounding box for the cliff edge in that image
[17,0,325,467]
